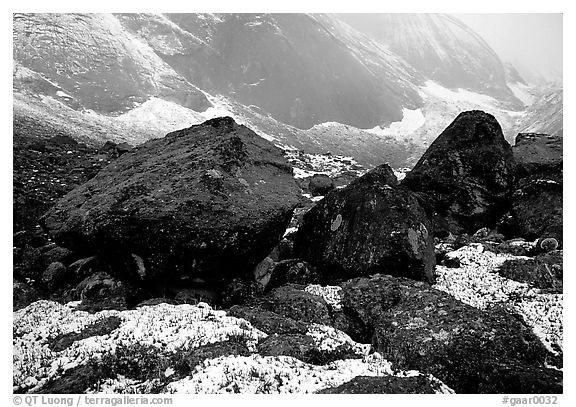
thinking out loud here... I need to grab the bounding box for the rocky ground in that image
[13,113,563,394]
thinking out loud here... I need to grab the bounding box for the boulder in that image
[256,284,332,325]
[40,117,301,284]
[497,251,562,293]
[339,276,402,342]
[257,333,317,361]
[257,333,360,365]
[228,305,308,335]
[511,133,562,244]
[308,174,335,196]
[294,163,435,283]
[317,375,439,394]
[402,111,515,235]
[41,246,75,268]
[353,274,559,393]
[41,261,68,291]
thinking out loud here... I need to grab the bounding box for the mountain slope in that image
[338,13,520,107]
[515,87,563,138]
[117,13,424,129]
[13,13,555,171]
[13,13,210,114]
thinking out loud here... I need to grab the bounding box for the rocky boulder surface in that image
[511,133,562,245]
[340,274,560,393]
[294,164,435,283]
[402,110,515,235]
[40,117,301,284]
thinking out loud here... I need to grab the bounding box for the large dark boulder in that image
[294,164,435,283]
[511,133,562,244]
[402,111,515,235]
[346,274,560,394]
[39,117,301,284]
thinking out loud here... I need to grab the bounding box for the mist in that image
[452,13,562,83]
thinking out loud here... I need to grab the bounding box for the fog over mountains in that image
[13,13,563,168]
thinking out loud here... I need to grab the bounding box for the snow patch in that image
[434,244,563,354]
[420,80,499,109]
[365,108,425,137]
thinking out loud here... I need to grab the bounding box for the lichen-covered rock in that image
[370,274,558,393]
[511,133,562,245]
[402,111,515,235]
[294,163,435,283]
[39,117,301,285]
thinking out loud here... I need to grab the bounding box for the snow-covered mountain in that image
[12,13,562,169]
[338,13,520,106]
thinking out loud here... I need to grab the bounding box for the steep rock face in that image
[511,133,562,244]
[13,13,210,114]
[339,13,519,106]
[402,110,515,235]
[294,164,435,283]
[40,117,300,283]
